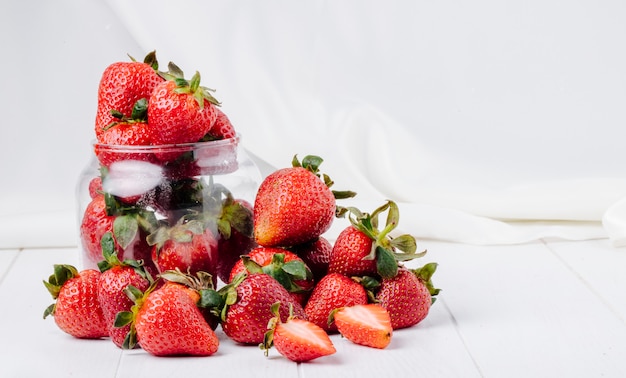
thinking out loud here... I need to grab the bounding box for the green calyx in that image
[105,98,149,130]
[127,50,159,71]
[146,217,205,249]
[96,232,152,283]
[260,301,292,356]
[160,62,220,108]
[411,262,441,304]
[159,268,215,291]
[345,200,427,279]
[241,253,313,294]
[115,283,156,350]
[42,264,80,319]
[291,154,357,204]
[101,182,160,244]
[209,272,247,323]
[202,178,254,240]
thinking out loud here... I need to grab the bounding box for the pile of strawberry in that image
[45,52,440,362]
[79,51,252,282]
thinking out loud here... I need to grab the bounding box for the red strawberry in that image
[88,177,102,198]
[304,273,368,332]
[79,194,155,270]
[289,236,332,281]
[148,219,218,285]
[43,265,108,339]
[328,200,426,279]
[261,303,336,362]
[254,155,355,247]
[95,51,163,140]
[328,226,377,277]
[228,246,314,306]
[375,263,440,329]
[95,98,154,168]
[97,233,152,348]
[203,107,236,140]
[117,282,219,356]
[219,273,306,345]
[158,270,220,330]
[214,198,256,283]
[147,64,220,150]
[79,194,118,265]
[331,304,392,349]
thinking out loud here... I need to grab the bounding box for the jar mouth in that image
[92,134,240,152]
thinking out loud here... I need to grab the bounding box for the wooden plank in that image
[299,299,482,378]
[0,248,122,378]
[422,240,626,378]
[544,238,626,322]
[116,333,300,378]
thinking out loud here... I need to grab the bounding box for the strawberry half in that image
[261,302,336,362]
[331,304,393,349]
[304,273,368,332]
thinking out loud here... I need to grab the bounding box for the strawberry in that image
[330,304,392,349]
[202,107,236,140]
[95,98,154,167]
[158,269,221,330]
[304,273,368,332]
[97,232,152,348]
[228,246,314,305]
[289,236,332,281]
[79,194,118,265]
[253,155,355,247]
[116,282,219,356]
[375,263,440,329]
[88,177,102,198]
[148,219,218,284]
[43,265,108,339]
[261,303,336,362]
[328,200,426,279]
[219,273,306,345]
[79,194,156,270]
[147,63,220,150]
[95,51,163,141]
[214,197,256,283]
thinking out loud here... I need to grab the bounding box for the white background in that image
[2,0,626,247]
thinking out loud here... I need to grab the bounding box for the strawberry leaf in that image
[282,261,310,281]
[198,289,223,309]
[113,215,139,250]
[114,311,134,328]
[301,155,323,172]
[375,246,398,279]
[389,234,419,255]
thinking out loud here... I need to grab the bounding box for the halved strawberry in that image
[261,302,335,362]
[330,304,392,349]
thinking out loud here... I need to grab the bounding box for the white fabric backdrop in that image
[2,0,626,247]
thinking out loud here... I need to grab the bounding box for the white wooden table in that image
[1,238,625,377]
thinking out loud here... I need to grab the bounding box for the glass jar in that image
[75,135,261,284]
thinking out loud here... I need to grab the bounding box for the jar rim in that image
[92,133,240,151]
